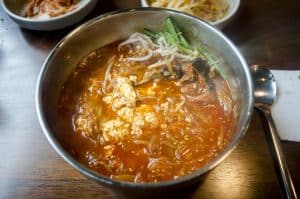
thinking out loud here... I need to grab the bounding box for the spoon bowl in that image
[252,65,277,108]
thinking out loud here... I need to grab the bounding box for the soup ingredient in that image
[148,0,228,22]
[25,0,78,18]
[144,18,226,79]
[58,18,236,183]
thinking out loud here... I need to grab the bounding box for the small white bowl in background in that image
[0,0,97,31]
[140,0,240,29]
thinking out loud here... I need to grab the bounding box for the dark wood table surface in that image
[0,0,299,198]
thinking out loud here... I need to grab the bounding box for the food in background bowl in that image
[1,0,97,30]
[57,18,236,183]
[146,0,228,23]
[24,0,79,19]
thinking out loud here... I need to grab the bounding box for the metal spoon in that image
[251,65,298,199]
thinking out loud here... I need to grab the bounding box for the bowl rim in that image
[0,0,93,23]
[140,0,241,26]
[36,7,253,189]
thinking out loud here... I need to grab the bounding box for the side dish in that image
[25,0,78,18]
[58,18,236,183]
[147,0,228,22]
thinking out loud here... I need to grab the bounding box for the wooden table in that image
[0,0,299,198]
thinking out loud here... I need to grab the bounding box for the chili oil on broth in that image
[58,41,236,183]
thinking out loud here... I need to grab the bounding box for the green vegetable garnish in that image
[144,18,226,79]
[197,44,226,79]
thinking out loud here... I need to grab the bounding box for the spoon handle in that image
[261,108,298,199]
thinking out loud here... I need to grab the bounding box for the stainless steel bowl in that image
[36,8,253,191]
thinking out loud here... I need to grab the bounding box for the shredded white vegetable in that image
[118,33,157,62]
[175,96,186,112]
[118,32,196,71]
[102,56,116,94]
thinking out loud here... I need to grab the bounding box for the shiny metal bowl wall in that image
[36,8,253,191]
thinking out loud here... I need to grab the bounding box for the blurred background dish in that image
[0,0,97,31]
[140,0,240,29]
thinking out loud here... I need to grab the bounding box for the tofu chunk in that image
[103,77,137,110]
[102,118,130,142]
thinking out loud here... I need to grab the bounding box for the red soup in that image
[58,30,236,183]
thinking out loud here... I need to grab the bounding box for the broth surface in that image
[58,41,236,183]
